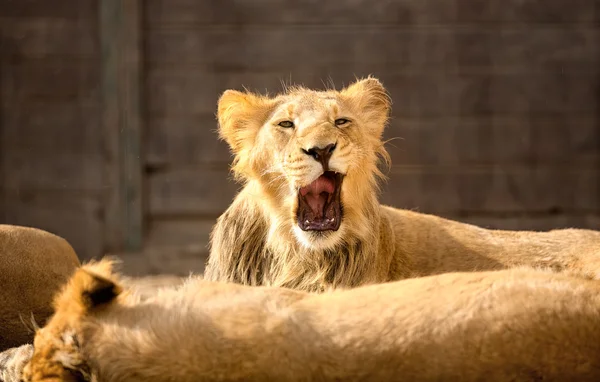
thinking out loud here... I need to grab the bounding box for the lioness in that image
[206,77,600,291]
[0,225,80,350]
[22,259,600,382]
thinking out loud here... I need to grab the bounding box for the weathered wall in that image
[0,0,104,259]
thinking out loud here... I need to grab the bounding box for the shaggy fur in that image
[205,77,600,292]
[22,259,600,382]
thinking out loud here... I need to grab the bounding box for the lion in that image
[21,258,600,381]
[205,76,600,291]
[0,225,80,350]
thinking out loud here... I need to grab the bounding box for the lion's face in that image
[21,326,90,382]
[218,77,390,249]
[22,261,120,382]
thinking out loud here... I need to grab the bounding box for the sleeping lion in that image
[206,76,600,291]
[22,259,600,381]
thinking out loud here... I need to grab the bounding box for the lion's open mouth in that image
[297,171,343,231]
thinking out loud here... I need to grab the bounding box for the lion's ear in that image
[217,89,276,154]
[79,270,120,309]
[53,259,122,316]
[340,77,391,136]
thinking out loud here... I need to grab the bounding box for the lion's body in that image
[23,260,600,382]
[0,225,80,350]
[205,78,600,292]
[380,206,600,277]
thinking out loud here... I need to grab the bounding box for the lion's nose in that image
[302,143,337,170]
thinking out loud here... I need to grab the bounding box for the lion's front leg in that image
[0,344,33,382]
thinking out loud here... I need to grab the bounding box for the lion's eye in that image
[335,118,350,126]
[278,121,294,128]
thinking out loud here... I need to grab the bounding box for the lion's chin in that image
[292,224,345,250]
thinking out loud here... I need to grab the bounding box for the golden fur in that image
[205,77,600,291]
[0,225,80,350]
[23,259,600,381]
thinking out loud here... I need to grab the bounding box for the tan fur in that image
[0,225,81,350]
[205,77,600,292]
[23,259,600,381]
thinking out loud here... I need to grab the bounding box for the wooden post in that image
[0,74,4,222]
[0,57,4,222]
[100,0,143,252]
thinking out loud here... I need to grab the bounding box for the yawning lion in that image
[205,77,600,291]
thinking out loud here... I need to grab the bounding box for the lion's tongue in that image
[300,175,335,217]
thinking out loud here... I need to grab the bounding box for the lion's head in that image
[218,77,390,250]
[21,260,121,382]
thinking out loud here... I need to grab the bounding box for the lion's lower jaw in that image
[289,195,380,251]
[292,224,346,251]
